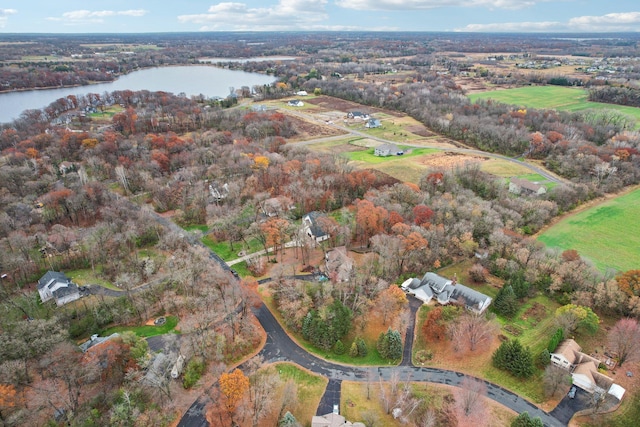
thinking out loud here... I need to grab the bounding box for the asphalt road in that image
[252,302,564,427]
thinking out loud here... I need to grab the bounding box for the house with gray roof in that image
[303,211,330,243]
[401,272,492,314]
[37,271,80,306]
[374,143,403,157]
[508,178,547,196]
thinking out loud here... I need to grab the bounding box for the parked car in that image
[568,386,577,399]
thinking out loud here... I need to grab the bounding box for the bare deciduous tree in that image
[608,318,640,367]
[454,377,488,427]
[543,364,572,398]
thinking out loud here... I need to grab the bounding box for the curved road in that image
[178,298,563,427]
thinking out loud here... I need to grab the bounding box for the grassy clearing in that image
[260,286,395,366]
[344,148,439,164]
[201,235,263,261]
[255,362,329,425]
[101,315,179,337]
[538,188,640,273]
[370,161,427,184]
[480,158,532,177]
[66,268,119,290]
[184,224,208,233]
[469,86,640,125]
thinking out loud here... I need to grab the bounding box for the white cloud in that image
[457,21,562,31]
[47,9,147,24]
[0,8,17,28]
[457,11,640,32]
[178,0,328,30]
[568,12,640,31]
[335,0,548,11]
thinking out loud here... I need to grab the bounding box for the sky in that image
[1,1,640,33]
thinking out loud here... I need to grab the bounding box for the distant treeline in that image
[589,86,640,108]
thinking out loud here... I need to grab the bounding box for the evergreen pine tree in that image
[356,337,368,357]
[349,341,359,357]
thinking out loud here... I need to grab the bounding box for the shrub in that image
[537,349,551,368]
[349,341,359,357]
[334,340,346,355]
[183,357,206,389]
[547,328,564,353]
[469,263,488,283]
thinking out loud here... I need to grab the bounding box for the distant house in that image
[365,118,381,129]
[325,246,354,282]
[347,111,369,120]
[312,412,365,427]
[302,211,330,243]
[287,99,304,107]
[260,196,295,218]
[296,90,308,96]
[551,339,625,399]
[37,271,80,306]
[374,143,403,157]
[508,178,546,196]
[59,161,75,175]
[401,272,492,314]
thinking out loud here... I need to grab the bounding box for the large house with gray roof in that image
[401,272,492,314]
[37,271,80,306]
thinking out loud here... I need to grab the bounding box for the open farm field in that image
[538,188,640,273]
[469,86,640,125]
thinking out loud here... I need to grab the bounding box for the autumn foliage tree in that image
[375,285,408,326]
[616,270,640,297]
[219,369,250,421]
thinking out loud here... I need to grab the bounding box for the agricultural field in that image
[468,86,640,125]
[538,188,640,273]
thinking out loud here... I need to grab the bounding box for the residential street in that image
[178,301,564,426]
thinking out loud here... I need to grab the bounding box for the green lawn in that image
[184,224,209,233]
[101,315,179,338]
[201,235,263,261]
[344,147,439,164]
[66,268,120,290]
[538,188,640,273]
[468,86,640,126]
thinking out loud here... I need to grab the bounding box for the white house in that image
[374,143,403,157]
[365,118,382,129]
[37,271,80,306]
[302,211,330,243]
[401,272,492,314]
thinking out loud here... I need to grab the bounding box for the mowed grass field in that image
[469,86,640,125]
[538,188,640,273]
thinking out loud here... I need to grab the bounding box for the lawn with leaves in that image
[201,235,263,262]
[344,147,439,164]
[101,315,179,338]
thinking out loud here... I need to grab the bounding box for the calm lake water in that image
[0,65,276,124]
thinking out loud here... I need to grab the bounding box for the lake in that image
[0,65,276,124]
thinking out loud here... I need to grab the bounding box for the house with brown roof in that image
[508,178,547,196]
[550,339,625,399]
